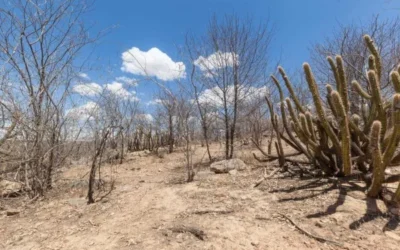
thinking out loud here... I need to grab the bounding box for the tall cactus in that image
[331,91,352,175]
[367,121,384,197]
[253,34,400,202]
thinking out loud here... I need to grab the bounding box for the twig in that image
[192,209,234,215]
[169,225,206,240]
[253,168,280,188]
[96,180,115,203]
[255,215,271,220]
[277,212,343,247]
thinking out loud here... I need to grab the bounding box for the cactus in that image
[278,66,306,113]
[331,91,352,175]
[367,121,384,197]
[364,35,382,79]
[384,94,400,166]
[391,71,400,93]
[303,63,340,151]
[335,56,350,113]
[352,80,371,99]
[253,34,400,202]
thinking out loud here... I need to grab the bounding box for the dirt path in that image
[1,147,400,249]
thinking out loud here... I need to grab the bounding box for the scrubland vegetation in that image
[1,1,400,249]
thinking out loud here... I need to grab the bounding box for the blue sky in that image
[79,0,399,108]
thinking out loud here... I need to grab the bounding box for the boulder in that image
[0,179,23,197]
[210,159,247,174]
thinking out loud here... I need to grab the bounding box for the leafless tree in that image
[0,0,102,196]
[157,90,177,154]
[310,15,400,114]
[185,14,273,159]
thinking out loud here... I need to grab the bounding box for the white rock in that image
[210,159,247,174]
[228,169,238,175]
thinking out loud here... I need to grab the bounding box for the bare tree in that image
[157,90,177,154]
[310,15,400,114]
[0,0,101,195]
[185,14,273,159]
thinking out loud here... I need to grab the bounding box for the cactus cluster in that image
[260,35,400,201]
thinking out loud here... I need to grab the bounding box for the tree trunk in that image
[88,129,110,205]
[168,114,174,153]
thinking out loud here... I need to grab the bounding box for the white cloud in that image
[121,47,186,81]
[246,86,269,101]
[194,51,239,74]
[78,73,90,80]
[73,82,103,96]
[116,76,138,86]
[147,98,163,106]
[104,81,132,99]
[198,87,224,106]
[66,101,99,120]
[136,113,154,123]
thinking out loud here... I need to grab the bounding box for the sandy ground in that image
[1,144,400,250]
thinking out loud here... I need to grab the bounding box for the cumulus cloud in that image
[194,51,239,75]
[73,82,103,96]
[66,101,99,120]
[104,81,132,98]
[198,87,224,106]
[136,113,154,123]
[78,73,90,80]
[121,47,186,81]
[116,76,138,86]
[198,85,268,107]
[147,98,163,106]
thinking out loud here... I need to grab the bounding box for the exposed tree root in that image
[277,212,343,247]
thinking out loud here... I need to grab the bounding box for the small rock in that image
[0,180,23,197]
[210,159,247,174]
[315,221,323,228]
[390,207,400,216]
[251,241,259,246]
[127,239,137,246]
[228,169,237,175]
[67,198,86,207]
[6,210,20,216]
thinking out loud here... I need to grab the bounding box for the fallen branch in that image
[277,212,343,247]
[96,180,115,203]
[253,168,280,188]
[255,215,271,220]
[169,225,206,240]
[253,153,310,165]
[192,209,234,215]
[251,138,302,159]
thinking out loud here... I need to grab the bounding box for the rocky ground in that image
[1,144,400,250]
